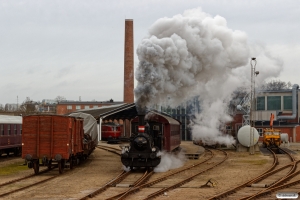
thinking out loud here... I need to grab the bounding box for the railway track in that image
[76,145,212,200]
[0,147,99,199]
[0,166,59,198]
[208,147,298,200]
[97,145,122,156]
[90,148,226,200]
[79,145,154,200]
[142,148,228,200]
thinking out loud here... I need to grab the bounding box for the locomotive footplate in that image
[121,157,161,168]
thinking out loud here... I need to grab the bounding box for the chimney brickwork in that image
[124,19,134,103]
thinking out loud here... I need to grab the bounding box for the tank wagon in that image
[22,114,97,174]
[101,122,122,143]
[121,111,181,169]
[0,115,22,156]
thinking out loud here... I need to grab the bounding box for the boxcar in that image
[0,115,22,156]
[22,115,85,174]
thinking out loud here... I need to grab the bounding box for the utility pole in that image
[250,58,258,155]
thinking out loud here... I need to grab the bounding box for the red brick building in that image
[56,100,124,115]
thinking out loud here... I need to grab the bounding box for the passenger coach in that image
[0,115,22,156]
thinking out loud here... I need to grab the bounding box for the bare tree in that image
[260,80,292,90]
[55,96,66,103]
[19,97,38,114]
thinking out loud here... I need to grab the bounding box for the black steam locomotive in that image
[121,115,161,169]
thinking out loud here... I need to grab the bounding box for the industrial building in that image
[228,84,300,143]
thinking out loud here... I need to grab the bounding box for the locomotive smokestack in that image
[136,101,146,126]
[138,114,145,126]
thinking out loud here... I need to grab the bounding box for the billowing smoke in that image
[134,7,282,145]
[154,151,186,173]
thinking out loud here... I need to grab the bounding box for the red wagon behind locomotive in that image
[0,115,22,156]
[22,114,97,174]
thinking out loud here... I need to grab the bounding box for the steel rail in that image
[144,148,228,200]
[208,147,278,200]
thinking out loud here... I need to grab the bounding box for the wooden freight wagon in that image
[22,115,84,174]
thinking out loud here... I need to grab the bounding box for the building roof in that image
[68,103,137,121]
[68,103,179,124]
[0,115,22,124]
[58,100,123,105]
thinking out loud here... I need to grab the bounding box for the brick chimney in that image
[124,19,134,103]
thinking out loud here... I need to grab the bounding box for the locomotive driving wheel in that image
[58,159,65,174]
[33,160,40,174]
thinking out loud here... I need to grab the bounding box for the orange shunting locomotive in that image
[262,113,282,148]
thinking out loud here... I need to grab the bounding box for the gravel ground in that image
[1,141,300,200]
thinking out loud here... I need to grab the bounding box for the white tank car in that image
[280,133,289,147]
[237,125,259,147]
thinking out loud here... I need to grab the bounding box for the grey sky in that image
[1,0,299,105]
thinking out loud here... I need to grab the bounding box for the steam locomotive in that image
[121,112,181,169]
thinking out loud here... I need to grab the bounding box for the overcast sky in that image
[1,0,299,105]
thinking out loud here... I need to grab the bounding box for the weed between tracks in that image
[0,162,28,175]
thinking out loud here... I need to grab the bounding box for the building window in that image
[20,125,22,135]
[225,125,232,134]
[267,96,281,110]
[256,96,265,110]
[93,105,98,108]
[153,125,160,130]
[67,105,72,110]
[1,124,3,135]
[76,105,81,110]
[84,105,90,109]
[283,96,292,110]
[8,125,11,135]
[257,128,263,137]
[14,124,17,134]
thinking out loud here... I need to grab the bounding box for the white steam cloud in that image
[134,7,282,145]
[154,151,186,173]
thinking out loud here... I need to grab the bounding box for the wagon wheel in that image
[47,160,52,169]
[263,142,267,148]
[58,159,65,174]
[14,148,20,156]
[33,160,40,175]
[69,157,74,170]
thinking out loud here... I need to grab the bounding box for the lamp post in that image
[250,58,258,155]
